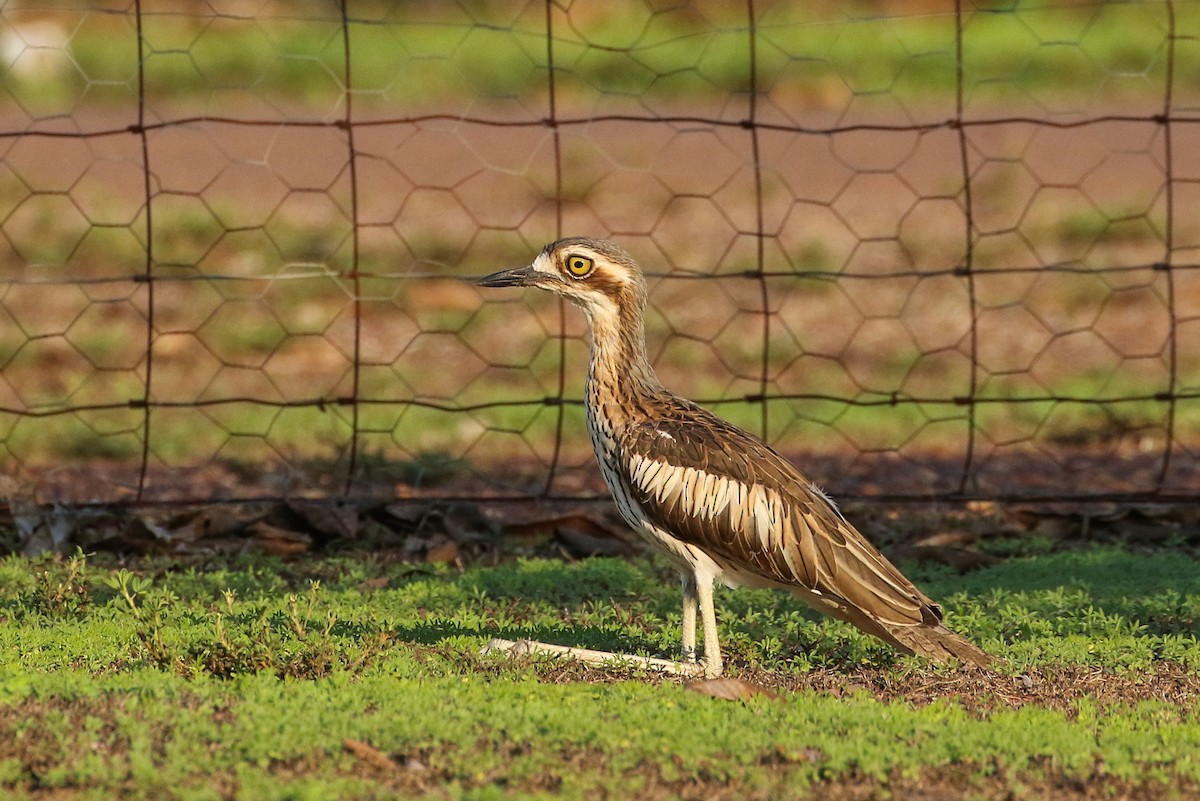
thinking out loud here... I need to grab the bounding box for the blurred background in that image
[0,0,1197,507]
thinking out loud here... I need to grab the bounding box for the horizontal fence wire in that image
[0,0,1198,509]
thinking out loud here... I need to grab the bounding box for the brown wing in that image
[617,407,939,629]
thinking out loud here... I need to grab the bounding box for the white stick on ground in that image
[481,638,703,676]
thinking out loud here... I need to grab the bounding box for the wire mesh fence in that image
[0,0,1197,511]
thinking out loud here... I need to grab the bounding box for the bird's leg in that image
[481,638,698,675]
[680,571,698,664]
[479,567,713,678]
[695,571,723,678]
[480,569,708,677]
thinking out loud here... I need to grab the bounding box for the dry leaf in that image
[477,500,602,528]
[1007,503,1122,534]
[137,510,211,544]
[2,476,77,555]
[286,501,359,540]
[381,503,434,528]
[247,521,312,556]
[685,677,779,701]
[499,523,555,550]
[343,738,396,771]
[426,540,461,565]
[1030,516,1082,540]
[21,506,76,556]
[499,512,635,557]
[438,504,491,542]
[911,531,979,549]
[556,524,633,557]
[770,745,824,764]
[891,544,999,573]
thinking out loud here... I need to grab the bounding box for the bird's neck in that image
[583,299,662,425]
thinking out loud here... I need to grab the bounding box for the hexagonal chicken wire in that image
[0,0,1196,507]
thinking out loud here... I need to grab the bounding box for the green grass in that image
[3,357,1197,470]
[6,2,1196,112]
[1,545,1199,798]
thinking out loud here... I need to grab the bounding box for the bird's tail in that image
[876,620,995,668]
[817,599,995,668]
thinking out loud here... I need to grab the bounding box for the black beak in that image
[477,266,541,288]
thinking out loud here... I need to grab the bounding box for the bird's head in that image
[477,237,647,321]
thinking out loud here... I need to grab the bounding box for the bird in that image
[478,237,993,677]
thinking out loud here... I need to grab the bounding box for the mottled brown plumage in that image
[478,237,993,676]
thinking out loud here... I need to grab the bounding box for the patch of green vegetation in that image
[10,3,1198,112]
[1,403,350,467]
[939,549,1200,669]
[977,372,1191,449]
[4,350,1196,470]
[762,394,964,455]
[26,550,92,619]
[0,547,1198,799]
[103,568,394,680]
[3,412,145,463]
[789,241,841,276]
[979,533,1058,559]
[306,447,468,488]
[1056,206,1163,247]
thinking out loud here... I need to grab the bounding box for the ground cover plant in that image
[2,518,1200,800]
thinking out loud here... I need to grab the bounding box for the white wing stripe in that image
[656,463,683,504]
[629,455,649,484]
[639,459,666,495]
[692,469,712,519]
[709,476,730,519]
[681,467,697,513]
[697,471,717,518]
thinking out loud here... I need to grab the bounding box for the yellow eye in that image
[565,255,593,277]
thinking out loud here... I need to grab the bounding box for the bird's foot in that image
[483,638,696,676]
[678,651,723,679]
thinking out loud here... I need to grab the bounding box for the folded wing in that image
[617,407,940,629]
